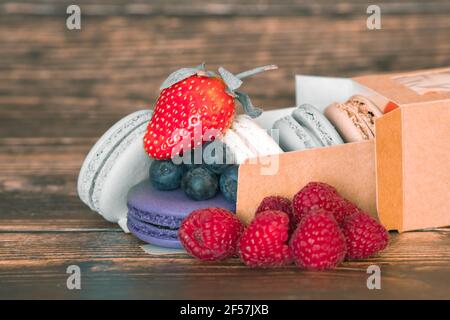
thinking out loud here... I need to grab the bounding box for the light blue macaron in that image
[273,104,343,152]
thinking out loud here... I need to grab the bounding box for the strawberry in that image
[144,64,277,160]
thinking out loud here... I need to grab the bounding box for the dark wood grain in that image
[1,12,450,140]
[1,0,449,300]
[0,230,449,299]
[2,0,450,16]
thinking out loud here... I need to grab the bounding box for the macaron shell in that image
[272,115,321,151]
[231,115,283,156]
[221,128,257,164]
[292,104,344,146]
[324,95,382,142]
[127,215,183,249]
[349,95,383,116]
[96,130,152,223]
[77,110,152,210]
[347,95,382,137]
[324,103,365,142]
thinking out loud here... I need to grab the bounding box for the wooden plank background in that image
[0,0,449,299]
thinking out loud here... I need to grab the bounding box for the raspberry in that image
[304,182,339,195]
[290,209,347,270]
[255,196,297,232]
[179,208,244,261]
[342,212,389,259]
[331,198,361,225]
[238,210,292,268]
[292,181,359,225]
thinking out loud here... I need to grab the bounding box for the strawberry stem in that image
[235,65,278,80]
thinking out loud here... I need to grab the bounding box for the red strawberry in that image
[179,207,244,261]
[238,210,292,268]
[144,64,277,160]
[342,212,389,259]
[292,181,360,225]
[290,209,347,270]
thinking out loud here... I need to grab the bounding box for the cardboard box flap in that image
[354,67,450,105]
[236,141,377,225]
[376,100,450,231]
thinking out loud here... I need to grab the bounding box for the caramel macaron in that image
[324,95,383,142]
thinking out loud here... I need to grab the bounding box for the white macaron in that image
[77,110,153,230]
[217,115,282,164]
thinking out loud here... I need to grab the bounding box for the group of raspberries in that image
[179,182,389,270]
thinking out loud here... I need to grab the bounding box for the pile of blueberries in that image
[149,145,238,204]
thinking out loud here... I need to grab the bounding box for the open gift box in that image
[237,67,450,232]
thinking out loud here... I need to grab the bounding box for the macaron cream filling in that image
[127,204,184,229]
[127,215,179,241]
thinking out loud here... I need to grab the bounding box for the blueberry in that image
[203,140,230,174]
[149,160,184,191]
[219,165,238,203]
[204,163,229,175]
[181,167,218,201]
[176,146,202,172]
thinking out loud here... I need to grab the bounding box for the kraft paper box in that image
[358,68,450,231]
[236,67,450,232]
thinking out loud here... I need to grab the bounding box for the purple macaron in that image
[126,180,236,248]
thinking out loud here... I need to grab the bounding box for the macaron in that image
[231,115,283,157]
[212,114,282,164]
[77,110,153,231]
[127,180,236,248]
[273,104,343,152]
[324,95,383,142]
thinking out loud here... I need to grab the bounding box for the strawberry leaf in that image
[235,91,263,118]
[225,87,237,98]
[218,67,243,91]
[159,63,206,90]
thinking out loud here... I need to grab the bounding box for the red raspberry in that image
[304,181,339,195]
[290,209,347,270]
[342,212,389,259]
[255,196,297,232]
[238,210,292,268]
[332,198,361,225]
[179,208,244,261]
[292,182,359,225]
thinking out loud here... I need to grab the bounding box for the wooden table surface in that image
[1,0,449,299]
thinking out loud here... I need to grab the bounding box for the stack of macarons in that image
[126,180,235,248]
[272,95,383,152]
